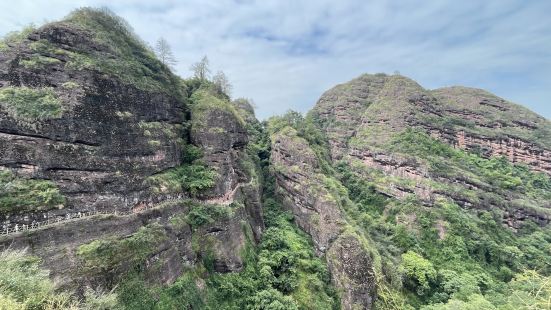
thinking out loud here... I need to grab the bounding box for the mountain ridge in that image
[1,8,551,310]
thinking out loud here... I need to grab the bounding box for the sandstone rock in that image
[271,126,377,309]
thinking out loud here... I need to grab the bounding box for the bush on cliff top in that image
[61,8,183,98]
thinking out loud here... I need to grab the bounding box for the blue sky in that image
[1,0,550,120]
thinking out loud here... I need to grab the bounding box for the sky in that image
[1,0,550,120]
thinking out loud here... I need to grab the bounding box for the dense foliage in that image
[147,145,217,195]
[0,170,65,215]
[0,249,118,309]
[114,109,339,309]
[340,136,551,309]
[268,110,551,309]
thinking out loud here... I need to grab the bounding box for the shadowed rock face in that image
[191,107,249,199]
[0,22,185,226]
[271,127,376,310]
[0,17,263,290]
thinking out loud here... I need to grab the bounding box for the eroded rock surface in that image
[312,74,551,227]
[271,126,377,309]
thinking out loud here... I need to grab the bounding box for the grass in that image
[77,223,168,274]
[19,55,61,69]
[190,88,245,128]
[0,248,119,309]
[0,170,65,215]
[60,8,184,98]
[0,87,63,120]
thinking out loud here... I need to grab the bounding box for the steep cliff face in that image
[430,86,551,174]
[269,73,551,308]
[0,12,185,229]
[311,74,551,227]
[270,126,377,309]
[0,9,264,291]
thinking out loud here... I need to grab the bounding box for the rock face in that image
[271,126,376,309]
[327,233,377,309]
[311,74,551,227]
[0,12,263,290]
[191,101,248,199]
[431,86,551,174]
[0,21,185,230]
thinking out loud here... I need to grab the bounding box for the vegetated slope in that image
[268,73,551,309]
[0,8,338,310]
[2,8,551,310]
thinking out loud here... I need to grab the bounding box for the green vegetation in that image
[62,8,183,97]
[266,111,551,309]
[0,24,36,51]
[114,113,338,309]
[184,202,233,229]
[147,145,217,195]
[390,129,551,216]
[431,86,551,149]
[19,55,61,69]
[337,160,551,309]
[0,86,63,120]
[0,170,65,215]
[201,197,338,310]
[77,223,168,275]
[0,249,119,309]
[190,88,245,128]
[401,251,437,295]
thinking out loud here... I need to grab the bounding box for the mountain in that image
[269,74,551,309]
[1,8,551,310]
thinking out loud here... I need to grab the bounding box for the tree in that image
[213,70,232,96]
[190,56,210,80]
[401,251,437,295]
[154,37,177,70]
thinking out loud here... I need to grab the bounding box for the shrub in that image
[185,203,231,229]
[0,87,62,120]
[77,223,168,273]
[0,248,119,309]
[0,170,65,215]
[148,164,217,195]
[401,251,437,295]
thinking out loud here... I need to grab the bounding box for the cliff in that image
[0,8,264,292]
[311,74,551,228]
[1,8,551,310]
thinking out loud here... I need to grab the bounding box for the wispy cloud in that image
[1,0,550,119]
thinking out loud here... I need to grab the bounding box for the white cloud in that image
[1,0,550,119]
